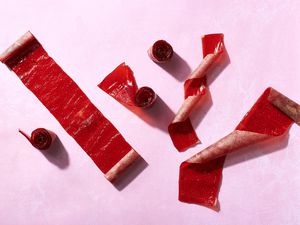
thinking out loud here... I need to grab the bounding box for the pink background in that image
[1,0,300,224]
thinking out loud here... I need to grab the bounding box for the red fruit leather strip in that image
[0,32,141,182]
[179,87,297,210]
[99,63,138,107]
[98,63,156,109]
[179,157,225,210]
[268,88,300,125]
[168,33,224,152]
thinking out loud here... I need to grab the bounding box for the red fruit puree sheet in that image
[98,63,156,109]
[168,34,225,152]
[99,63,138,108]
[179,87,300,210]
[0,32,141,182]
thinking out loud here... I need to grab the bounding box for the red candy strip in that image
[148,40,173,63]
[99,63,156,109]
[0,32,141,182]
[19,128,56,150]
[179,87,298,210]
[179,157,225,210]
[168,34,224,152]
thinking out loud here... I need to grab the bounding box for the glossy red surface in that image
[99,63,138,107]
[4,37,137,175]
[179,158,225,210]
[202,34,224,57]
[169,34,224,152]
[99,63,156,108]
[179,87,293,210]
[168,119,199,152]
[184,77,207,99]
[236,88,293,135]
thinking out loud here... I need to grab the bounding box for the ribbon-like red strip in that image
[0,32,142,182]
[179,87,299,210]
[168,33,225,152]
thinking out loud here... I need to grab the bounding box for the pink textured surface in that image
[0,1,300,224]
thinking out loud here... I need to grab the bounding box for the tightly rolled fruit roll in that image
[148,40,173,63]
[19,128,56,150]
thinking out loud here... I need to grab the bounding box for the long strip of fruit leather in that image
[168,34,224,152]
[179,87,299,210]
[98,63,156,109]
[0,32,141,183]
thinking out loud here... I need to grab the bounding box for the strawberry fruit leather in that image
[179,88,294,210]
[0,32,141,182]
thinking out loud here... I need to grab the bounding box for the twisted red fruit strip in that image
[168,34,224,152]
[99,63,157,109]
[19,128,56,150]
[148,40,173,63]
[179,87,299,210]
[0,32,141,183]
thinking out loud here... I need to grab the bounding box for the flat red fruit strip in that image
[179,87,298,210]
[168,33,224,152]
[0,32,141,182]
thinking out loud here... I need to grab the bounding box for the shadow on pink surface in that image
[40,137,69,169]
[157,52,192,81]
[206,48,231,86]
[190,90,213,129]
[113,157,148,191]
[225,133,290,168]
[128,95,175,133]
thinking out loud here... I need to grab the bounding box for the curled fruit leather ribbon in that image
[168,33,225,152]
[179,87,300,210]
[98,63,157,109]
[0,32,142,182]
[19,128,56,150]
